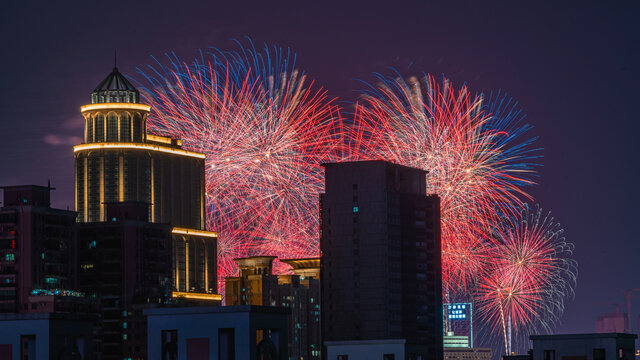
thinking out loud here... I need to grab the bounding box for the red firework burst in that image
[349,74,539,294]
[137,46,345,292]
[475,205,577,354]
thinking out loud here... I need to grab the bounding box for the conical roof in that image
[91,67,139,104]
[93,67,137,92]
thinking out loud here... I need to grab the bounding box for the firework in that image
[135,40,345,289]
[350,73,540,293]
[475,205,577,355]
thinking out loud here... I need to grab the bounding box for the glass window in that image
[107,112,118,141]
[132,113,142,141]
[95,114,105,142]
[87,116,94,142]
[121,112,131,142]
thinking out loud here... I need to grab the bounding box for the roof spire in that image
[114,49,117,70]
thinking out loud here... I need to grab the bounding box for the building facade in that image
[320,160,442,360]
[225,256,321,360]
[76,202,174,360]
[0,185,76,314]
[443,348,491,360]
[73,66,218,296]
[145,305,289,360]
[74,66,205,229]
[0,312,96,360]
[530,333,636,360]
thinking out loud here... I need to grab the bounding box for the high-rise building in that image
[73,66,218,295]
[71,66,220,360]
[76,202,174,359]
[0,185,77,313]
[74,66,205,230]
[225,256,321,360]
[320,160,442,360]
[279,258,322,360]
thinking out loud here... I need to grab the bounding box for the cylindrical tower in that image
[74,67,205,228]
[75,67,152,222]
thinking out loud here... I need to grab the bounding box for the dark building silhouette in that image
[225,256,321,360]
[145,305,290,360]
[73,66,218,296]
[0,185,77,313]
[320,160,442,360]
[76,202,173,360]
[71,67,220,360]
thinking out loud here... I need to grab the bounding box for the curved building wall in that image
[81,106,147,143]
[75,147,204,229]
[75,149,151,223]
[151,154,205,230]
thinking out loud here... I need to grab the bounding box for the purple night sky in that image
[1,0,638,334]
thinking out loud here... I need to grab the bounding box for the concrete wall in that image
[0,318,49,359]
[531,335,636,360]
[148,310,252,360]
[147,306,289,360]
[325,339,406,360]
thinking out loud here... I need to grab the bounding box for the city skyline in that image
[1,0,639,336]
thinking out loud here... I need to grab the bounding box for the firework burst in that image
[475,204,577,355]
[135,40,345,288]
[350,72,541,293]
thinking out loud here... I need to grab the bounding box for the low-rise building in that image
[325,339,406,360]
[444,347,492,360]
[0,312,96,359]
[530,333,637,360]
[225,256,321,360]
[145,305,289,360]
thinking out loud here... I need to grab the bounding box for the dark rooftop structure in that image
[91,66,139,104]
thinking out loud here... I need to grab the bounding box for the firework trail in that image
[475,204,577,355]
[349,72,541,293]
[135,40,345,290]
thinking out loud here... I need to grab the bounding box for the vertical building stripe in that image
[100,157,104,221]
[185,240,189,291]
[150,157,155,222]
[119,155,124,202]
[84,157,88,222]
[204,240,208,292]
[175,238,180,291]
[200,166,205,230]
[75,156,78,213]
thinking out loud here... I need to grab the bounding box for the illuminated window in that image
[5,254,15,261]
[120,112,131,142]
[81,264,94,271]
[353,206,358,213]
[95,114,105,142]
[107,112,118,141]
